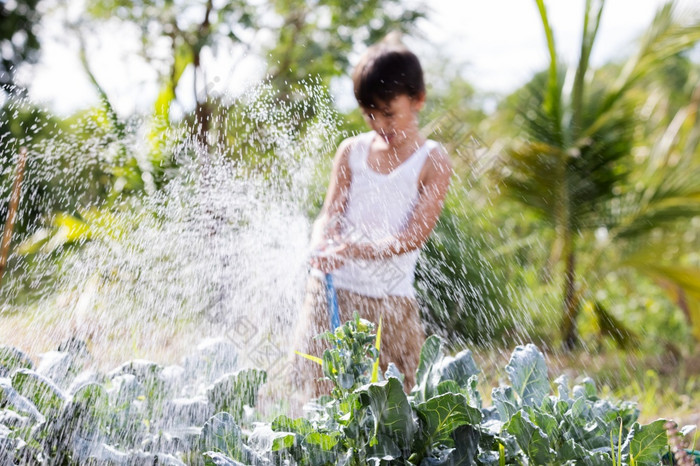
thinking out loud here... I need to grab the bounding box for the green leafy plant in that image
[0,347,267,464]
[0,317,695,464]
[201,316,689,465]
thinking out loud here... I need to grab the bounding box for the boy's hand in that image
[344,242,379,260]
[309,242,349,273]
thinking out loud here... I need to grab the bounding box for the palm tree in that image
[501,0,700,349]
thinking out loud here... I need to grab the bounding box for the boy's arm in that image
[346,146,452,259]
[309,137,354,250]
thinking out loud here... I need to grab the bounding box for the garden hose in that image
[325,273,340,331]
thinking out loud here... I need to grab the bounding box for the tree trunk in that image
[194,0,213,153]
[193,52,211,152]
[195,97,211,151]
[0,147,28,287]
[561,247,579,351]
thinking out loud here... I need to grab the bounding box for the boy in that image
[291,38,452,398]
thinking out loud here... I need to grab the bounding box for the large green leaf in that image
[271,415,314,436]
[491,386,519,422]
[436,380,461,396]
[464,375,482,410]
[559,437,612,466]
[553,374,570,402]
[11,368,66,415]
[65,382,110,437]
[418,446,456,465]
[304,432,339,451]
[271,432,295,451]
[72,441,129,463]
[558,438,588,462]
[411,335,443,402]
[435,349,480,389]
[505,344,550,407]
[203,451,246,466]
[416,392,482,447]
[623,419,669,465]
[0,346,33,376]
[357,377,416,452]
[504,410,554,464]
[365,433,401,462]
[200,412,257,464]
[248,424,297,454]
[565,396,593,426]
[525,406,558,440]
[0,377,43,421]
[206,369,267,420]
[411,337,480,403]
[449,425,480,465]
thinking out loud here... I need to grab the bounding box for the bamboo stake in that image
[0,147,28,286]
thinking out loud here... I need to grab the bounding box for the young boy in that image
[291,38,452,398]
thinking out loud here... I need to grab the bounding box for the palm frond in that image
[502,141,567,223]
[592,1,700,130]
[534,0,564,145]
[571,0,605,134]
[624,262,700,339]
[645,84,700,175]
[607,86,700,239]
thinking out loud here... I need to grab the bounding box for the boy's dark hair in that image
[352,42,425,109]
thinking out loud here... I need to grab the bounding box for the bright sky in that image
[421,0,691,90]
[23,0,700,116]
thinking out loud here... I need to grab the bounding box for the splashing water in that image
[1,81,340,391]
[0,80,539,463]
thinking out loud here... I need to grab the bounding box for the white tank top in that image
[329,131,439,298]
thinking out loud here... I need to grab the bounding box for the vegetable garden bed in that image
[0,314,697,465]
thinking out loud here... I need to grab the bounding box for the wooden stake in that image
[0,147,28,286]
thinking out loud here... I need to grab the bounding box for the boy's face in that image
[361,94,425,147]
